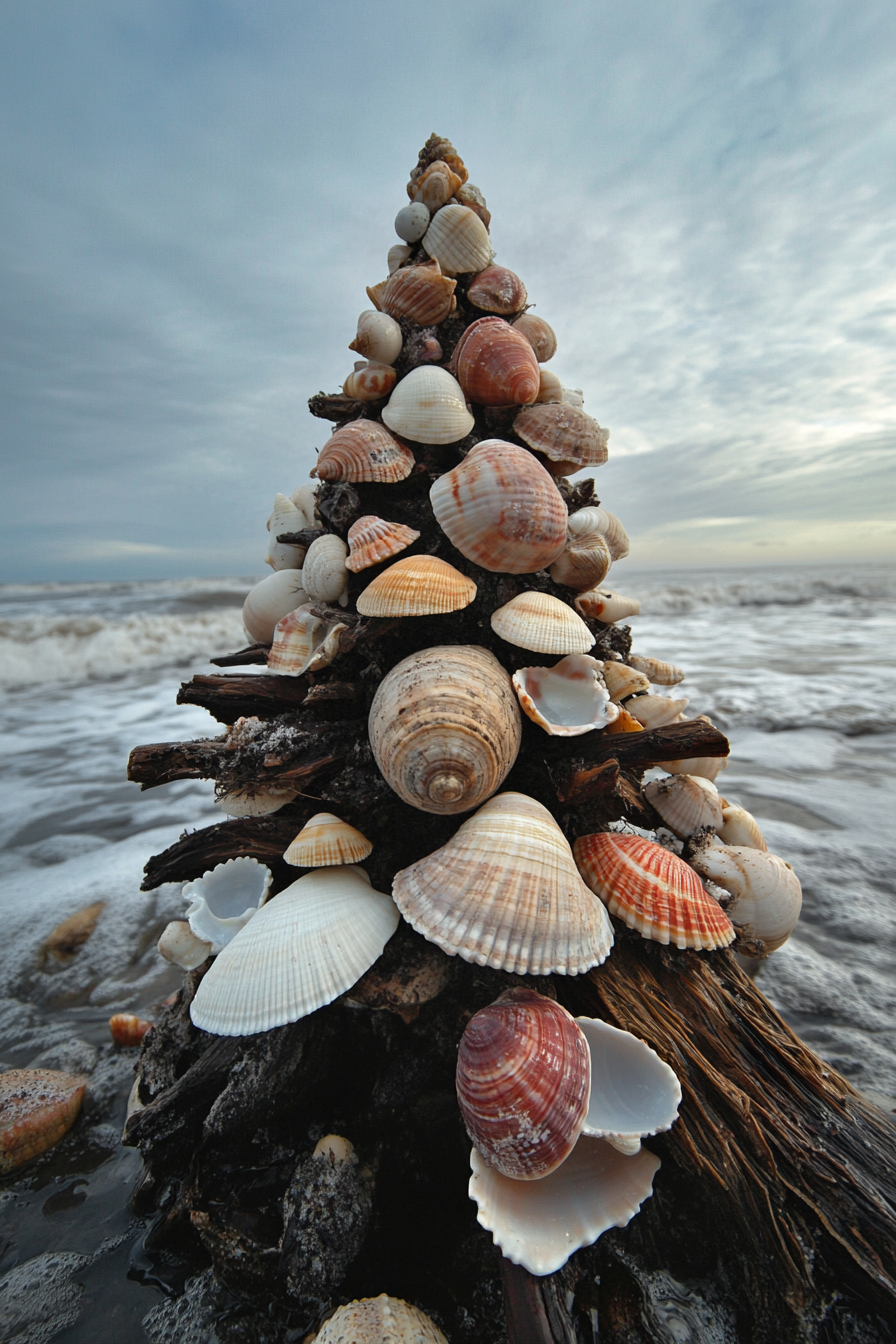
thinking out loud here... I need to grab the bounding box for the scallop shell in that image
[456,988,591,1180]
[345,516,420,572]
[602,663,651,702]
[575,589,641,624]
[342,360,398,401]
[368,646,521,815]
[491,592,595,655]
[511,313,557,362]
[242,569,309,644]
[215,784,298,817]
[718,802,767,850]
[628,694,689,729]
[549,524,612,591]
[387,243,412,274]
[394,201,431,242]
[285,812,372,868]
[514,404,609,475]
[643,775,723,838]
[574,832,735,951]
[382,366,474,444]
[349,309,404,364]
[314,1295,448,1344]
[157,919,212,971]
[689,845,801,953]
[266,493,306,571]
[182,857,272,952]
[422,202,492,276]
[452,317,540,407]
[535,369,564,403]
[381,260,457,325]
[629,654,685,686]
[577,1017,681,1152]
[429,439,568,573]
[311,421,414,484]
[268,605,348,676]
[512,654,617,736]
[189,866,400,1036]
[302,534,350,606]
[467,265,528,315]
[356,555,476,618]
[392,792,614,975]
[0,1070,87,1174]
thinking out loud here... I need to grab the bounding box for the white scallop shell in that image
[689,845,802,954]
[718,802,767,850]
[512,654,617,736]
[491,592,595,655]
[265,493,306,571]
[302,534,349,607]
[395,202,430,243]
[242,570,309,644]
[422,203,493,276]
[577,1017,681,1151]
[157,920,212,971]
[382,366,474,444]
[215,785,298,817]
[643,774,723,838]
[183,856,273,953]
[349,310,404,364]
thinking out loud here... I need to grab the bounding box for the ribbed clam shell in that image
[689,845,801,953]
[718,802,767,850]
[183,856,272,952]
[190,866,399,1036]
[302,534,349,606]
[387,243,412,274]
[536,369,563,403]
[382,366,474,444]
[549,528,612,591]
[365,279,390,310]
[587,506,630,560]
[284,812,373,868]
[469,1137,660,1277]
[456,988,590,1180]
[430,440,567,573]
[574,832,735,951]
[342,360,398,400]
[312,420,414,484]
[314,1295,448,1344]
[467,264,528,315]
[242,569,309,644]
[577,1018,681,1148]
[514,404,609,474]
[452,317,540,407]
[268,605,347,676]
[394,201,430,242]
[0,1070,87,1174]
[422,202,492,276]
[491,592,595,655]
[511,313,557,362]
[381,260,457,325]
[215,785,297,817]
[574,589,641,624]
[265,493,305,571]
[512,654,617,736]
[157,919,212,971]
[356,555,476,618]
[643,775,723,838]
[603,663,651,702]
[628,654,684,686]
[368,646,521,815]
[349,309,404,364]
[392,792,614,975]
[345,515,420,572]
[628,694,689,729]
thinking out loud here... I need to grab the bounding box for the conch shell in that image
[575,589,641,624]
[628,654,684,685]
[451,317,540,406]
[349,310,403,364]
[311,420,414,484]
[345,515,420,572]
[514,404,609,476]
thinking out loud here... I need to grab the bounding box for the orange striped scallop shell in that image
[311,421,414,484]
[345,516,420,572]
[355,554,476,617]
[381,260,457,326]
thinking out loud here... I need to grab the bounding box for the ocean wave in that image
[627,567,896,616]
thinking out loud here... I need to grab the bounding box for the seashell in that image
[0,1069,87,1173]
[667,755,728,781]
[381,259,457,325]
[157,919,212,971]
[356,554,476,618]
[42,901,105,965]
[643,774,723,838]
[454,180,490,228]
[512,312,557,362]
[215,784,298,817]
[190,866,399,1035]
[457,988,590,1180]
[349,310,404,364]
[393,792,614,975]
[311,420,415,485]
[243,569,309,643]
[627,694,689,730]
[574,832,735,951]
[394,201,430,242]
[467,265,528,315]
[345,515,420,572]
[577,1017,681,1153]
[382,365,474,444]
[387,243,412,274]
[268,604,349,677]
[285,812,373,868]
[575,589,641,624]
[265,493,306,571]
[342,360,398,401]
[408,135,469,193]
[512,654,617,736]
[549,520,613,592]
[562,387,585,407]
[604,707,645,734]
[413,159,463,211]
[491,591,595,655]
[628,654,684,686]
[689,845,801,954]
[369,646,520,815]
[583,506,630,561]
[365,278,390,310]
[109,1013,152,1047]
[718,801,767,850]
[346,937,454,1023]
[452,317,540,407]
[314,1294,448,1344]
[183,855,273,952]
[422,202,492,276]
[430,440,567,573]
[535,369,563,403]
[514,404,609,476]
[289,484,318,528]
[602,663,651,702]
[302,534,350,606]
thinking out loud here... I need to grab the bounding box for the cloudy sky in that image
[1,0,893,582]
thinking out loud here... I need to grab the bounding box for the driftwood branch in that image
[308,392,387,422]
[210,643,270,667]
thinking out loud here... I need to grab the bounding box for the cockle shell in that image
[0,1070,86,1173]
[535,369,563,403]
[394,201,430,242]
[268,605,348,677]
[422,202,492,275]
[512,654,617,736]
[312,420,414,484]
[629,654,685,686]
[392,792,614,975]
[183,856,272,953]
[381,260,457,325]
[514,404,609,476]
[157,919,212,971]
[387,243,412,274]
[345,515,420,572]
[285,812,373,868]
[689,844,801,954]
[456,989,591,1180]
[429,439,568,573]
[718,801,767,850]
[355,555,476,618]
[368,646,521,815]
[467,265,528,315]
[574,832,735,951]
[577,1017,681,1152]
[109,1013,152,1047]
[452,317,540,407]
[190,866,400,1036]
[313,1295,448,1344]
[302,534,350,606]
[342,360,398,401]
[575,589,641,624]
[215,784,298,817]
[627,694,690,729]
[265,493,306,571]
[602,662,651,702]
[512,313,557,362]
[242,569,309,644]
[412,159,463,210]
[382,365,474,444]
[549,522,613,592]
[349,310,404,364]
[643,774,723,838]
[491,592,595,655]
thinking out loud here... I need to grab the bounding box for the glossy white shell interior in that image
[512,654,617,736]
[577,1017,681,1149]
[183,856,273,953]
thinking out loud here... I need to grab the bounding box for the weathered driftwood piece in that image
[210,643,270,667]
[308,392,387,422]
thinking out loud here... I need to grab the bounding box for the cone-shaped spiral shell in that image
[718,802,767,850]
[342,360,398,401]
[689,845,801,953]
[467,265,528,315]
[393,792,614,974]
[586,506,630,561]
[266,493,306,571]
[183,856,272,952]
[628,693,689,729]
[345,515,420,572]
[190,866,399,1036]
[408,134,469,193]
[643,774,723,838]
[382,365,474,444]
[368,646,521,815]
[535,369,563,403]
[456,988,591,1180]
[0,1070,88,1174]
[514,404,609,475]
[349,309,403,364]
[576,1017,681,1152]
[284,812,372,868]
[512,313,558,362]
[312,421,414,484]
[422,203,492,276]
[550,524,612,592]
[628,654,685,686]
[512,654,617,736]
[268,605,347,677]
[452,317,540,407]
[430,440,568,573]
[603,663,651,702]
[574,832,735,951]
[356,555,476,618]
[243,570,309,644]
[381,260,457,325]
[302,534,350,606]
[491,592,595,655]
[157,920,212,971]
[575,589,641,624]
[394,201,430,242]
[314,1295,448,1344]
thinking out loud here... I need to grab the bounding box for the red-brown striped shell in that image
[451,317,541,407]
[345,516,420,572]
[456,988,591,1180]
[573,833,735,951]
[381,260,457,326]
[311,421,414,484]
[467,265,528,315]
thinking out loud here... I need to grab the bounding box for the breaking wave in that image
[627,565,896,616]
